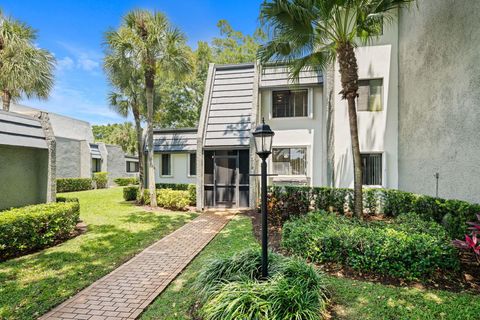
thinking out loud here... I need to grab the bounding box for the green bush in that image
[93,172,108,189]
[194,249,329,320]
[114,177,139,186]
[282,212,459,280]
[123,186,139,201]
[0,201,80,260]
[266,186,311,226]
[156,183,190,190]
[187,184,196,206]
[56,178,93,193]
[56,197,79,203]
[157,189,190,210]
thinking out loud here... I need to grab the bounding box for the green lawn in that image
[142,214,480,320]
[0,187,196,320]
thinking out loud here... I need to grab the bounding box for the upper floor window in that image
[361,153,383,186]
[161,154,171,176]
[126,161,139,173]
[272,89,308,118]
[357,79,383,112]
[188,153,196,176]
[272,147,307,175]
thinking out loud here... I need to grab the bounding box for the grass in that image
[141,215,258,319]
[142,214,480,320]
[0,187,196,320]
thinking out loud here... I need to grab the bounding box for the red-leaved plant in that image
[452,213,480,264]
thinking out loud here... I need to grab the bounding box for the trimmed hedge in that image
[157,189,190,210]
[123,186,138,201]
[57,178,93,193]
[0,201,80,260]
[93,172,108,189]
[282,212,459,280]
[114,177,139,186]
[194,249,328,320]
[267,186,480,239]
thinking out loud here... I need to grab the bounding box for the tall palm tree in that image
[0,11,54,111]
[113,10,191,207]
[259,0,413,216]
[104,29,146,200]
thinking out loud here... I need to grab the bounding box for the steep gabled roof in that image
[201,63,256,148]
[152,127,197,152]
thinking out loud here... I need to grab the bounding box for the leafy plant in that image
[283,212,459,280]
[0,201,80,260]
[452,213,480,263]
[93,172,108,189]
[194,249,329,320]
[114,177,139,186]
[156,189,190,210]
[123,186,139,201]
[56,178,93,193]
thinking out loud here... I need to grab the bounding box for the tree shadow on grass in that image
[0,211,194,320]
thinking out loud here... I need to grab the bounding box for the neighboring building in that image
[0,110,55,209]
[148,1,480,209]
[10,103,139,185]
[149,128,197,186]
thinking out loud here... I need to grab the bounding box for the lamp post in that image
[252,118,274,279]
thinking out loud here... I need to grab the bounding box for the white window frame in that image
[268,88,314,120]
[270,145,309,178]
[187,152,196,177]
[160,153,173,178]
[360,151,386,187]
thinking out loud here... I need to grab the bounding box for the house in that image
[150,1,480,209]
[0,110,55,210]
[10,103,139,185]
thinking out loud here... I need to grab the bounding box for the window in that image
[189,153,196,176]
[361,153,383,186]
[272,147,307,175]
[272,90,308,118]
[92,158,101,173]
[357,79,383,111]
[126,161,139,173]
[161,154,171,176]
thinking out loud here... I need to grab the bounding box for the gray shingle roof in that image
[203,63,255,147]
[260,65,323,88]
[152,128,197,152]
[0,110,47,149]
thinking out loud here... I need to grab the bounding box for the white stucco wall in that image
[154,153,196,184]
[333,17,399,189]
[260,86,325,186]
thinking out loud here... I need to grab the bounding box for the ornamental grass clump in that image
[193,249,329,320]
[282,212,459,280]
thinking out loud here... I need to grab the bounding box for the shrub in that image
[56,197,79,203]
[156,183,190,190]
[93,172,108,189]
[452,213,480,263]
[123,186,139,201]
[311,187,352,214]
[0,201,80,260]
[282,212,459,280]
[194,249,328,320]
[157,189,190,210]
[265,186,310,226]
[114,177,139,186]
[187,184,196,206]
[56,178,93,193]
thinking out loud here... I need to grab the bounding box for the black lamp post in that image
[252,118,274,279]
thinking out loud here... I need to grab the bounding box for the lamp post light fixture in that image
[252,117,274,279]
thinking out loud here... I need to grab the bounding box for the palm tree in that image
[0,11,54,111]
[104,29,146,200]
[113,10,191,207]
[259,0,413,216]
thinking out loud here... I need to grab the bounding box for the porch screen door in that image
[214,155,237,207]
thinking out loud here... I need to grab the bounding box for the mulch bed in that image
[246,210,480,294]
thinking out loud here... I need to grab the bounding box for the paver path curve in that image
[39,212,233,320]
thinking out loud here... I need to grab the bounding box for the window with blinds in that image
[272,147,307,175]
[272,90,308,118]
[161,154,171,176]
[357,79,383,111]
[361,153,383,186]
[126,161,139,173]
[92,158,101,173]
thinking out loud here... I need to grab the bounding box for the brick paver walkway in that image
[39,212,233,320]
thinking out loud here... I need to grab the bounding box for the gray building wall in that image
[0,145,49,210]
[105,144,137,185]
[398,0,480,203]
[56,137,81,178]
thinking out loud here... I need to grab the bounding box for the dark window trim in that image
[271,147,308,176]
[161,154,172,176]
[361,152,383,186]
[272,89,309,118]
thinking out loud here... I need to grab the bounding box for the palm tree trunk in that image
[2,90,11,111]
[133,107,145,202]
[145,68,157,207]
[337,42,363,217]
